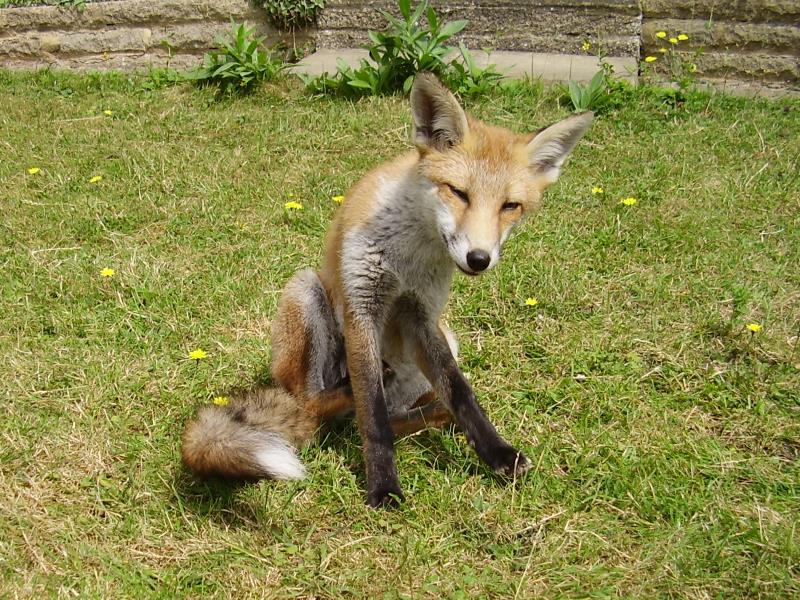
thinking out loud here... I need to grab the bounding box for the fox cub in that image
[182,73,593,507]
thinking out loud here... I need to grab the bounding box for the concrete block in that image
[0,0,271,31]
[0,34,40,58]
[57,27,153,55]
[642,19,800,54]
[641,0,800,23]
[696,51,800,83]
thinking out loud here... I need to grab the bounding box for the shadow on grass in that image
[171,468,263,530]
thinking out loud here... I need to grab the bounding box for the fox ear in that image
[526,111,594,183]
[410,72,469,152]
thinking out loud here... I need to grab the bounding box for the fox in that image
[182,73,593,507]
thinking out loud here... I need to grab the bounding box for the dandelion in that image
[27,167,40,175]
[284,201,304,210]
[103,110,113,116]
[582,41,591,52]
[746,323,762,333]
[525,297,538,307]
[100,267,115,278]
[644,56,658,63]
[332,195,345,204]
[619,197,637,206]
[189,348,208,360]
[689,63,698,73]
[669,37,678,44]
[89,175,103,184]
[591,186,604,195]
[212,396,230,406]
[677,34,689,41]
[656,31,667,39]
[659,48,668,54]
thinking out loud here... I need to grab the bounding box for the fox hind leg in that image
[271,269,350,422]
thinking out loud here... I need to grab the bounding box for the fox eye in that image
[447,184,469,205]
[502,201,521,212]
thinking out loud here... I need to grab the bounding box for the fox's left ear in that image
[526,111,594,184]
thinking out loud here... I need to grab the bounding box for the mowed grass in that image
[1,68,798,598]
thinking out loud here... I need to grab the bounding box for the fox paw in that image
[367,485,405,509]
[488,446,531,479]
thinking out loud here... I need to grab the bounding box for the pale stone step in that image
[292,48,638,84]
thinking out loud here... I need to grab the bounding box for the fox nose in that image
[466,249,491,272]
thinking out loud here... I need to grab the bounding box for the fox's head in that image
[410,72,593,276]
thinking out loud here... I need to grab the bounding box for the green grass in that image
[1,68,798,598]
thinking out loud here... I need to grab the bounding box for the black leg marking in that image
[344,316,405,508]
[395,293,530,479]
[362,378,405,508]
[445,366,530,477]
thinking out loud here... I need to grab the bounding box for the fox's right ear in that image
[410,72,469,152]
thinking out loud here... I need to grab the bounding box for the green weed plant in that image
[263,0,325,30]
[186,22,287,94]
[301,0,502,97]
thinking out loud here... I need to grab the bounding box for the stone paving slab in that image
[292,49,639,83]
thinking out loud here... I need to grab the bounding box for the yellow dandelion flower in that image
[746,323,762,333]
[89,175,103,184]
[212,396,230,406]
[677,34,689,41]
[591,186,604,195]
[189,348,208,360]
[669,37,678,44]
[100,267,115,278]
[656,31,667,39]
[582,41,591,52]
[644,56,658,63]
[689,63,698,73]
[525,297,538,307]
[284,201,304,210]
[103,110,113,116]
[659,48,668,54]
[619,197,637,206]
[332,195,345,204]
[27,167,41,175]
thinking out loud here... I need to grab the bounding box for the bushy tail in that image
[181,387,318,481]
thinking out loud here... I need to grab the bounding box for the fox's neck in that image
[373,168,455,313]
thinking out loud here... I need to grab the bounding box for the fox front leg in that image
[343,313,404,508]
[410,318,530,478]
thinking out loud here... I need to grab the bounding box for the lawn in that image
[1,69,798,598]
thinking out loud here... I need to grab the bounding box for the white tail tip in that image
[255,434,307,480]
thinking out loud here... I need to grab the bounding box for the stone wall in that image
[317,0,641,58]
[0,0,304,71]
[1,0,798,91]
[641,1,799,90]
[317,0,799,91]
